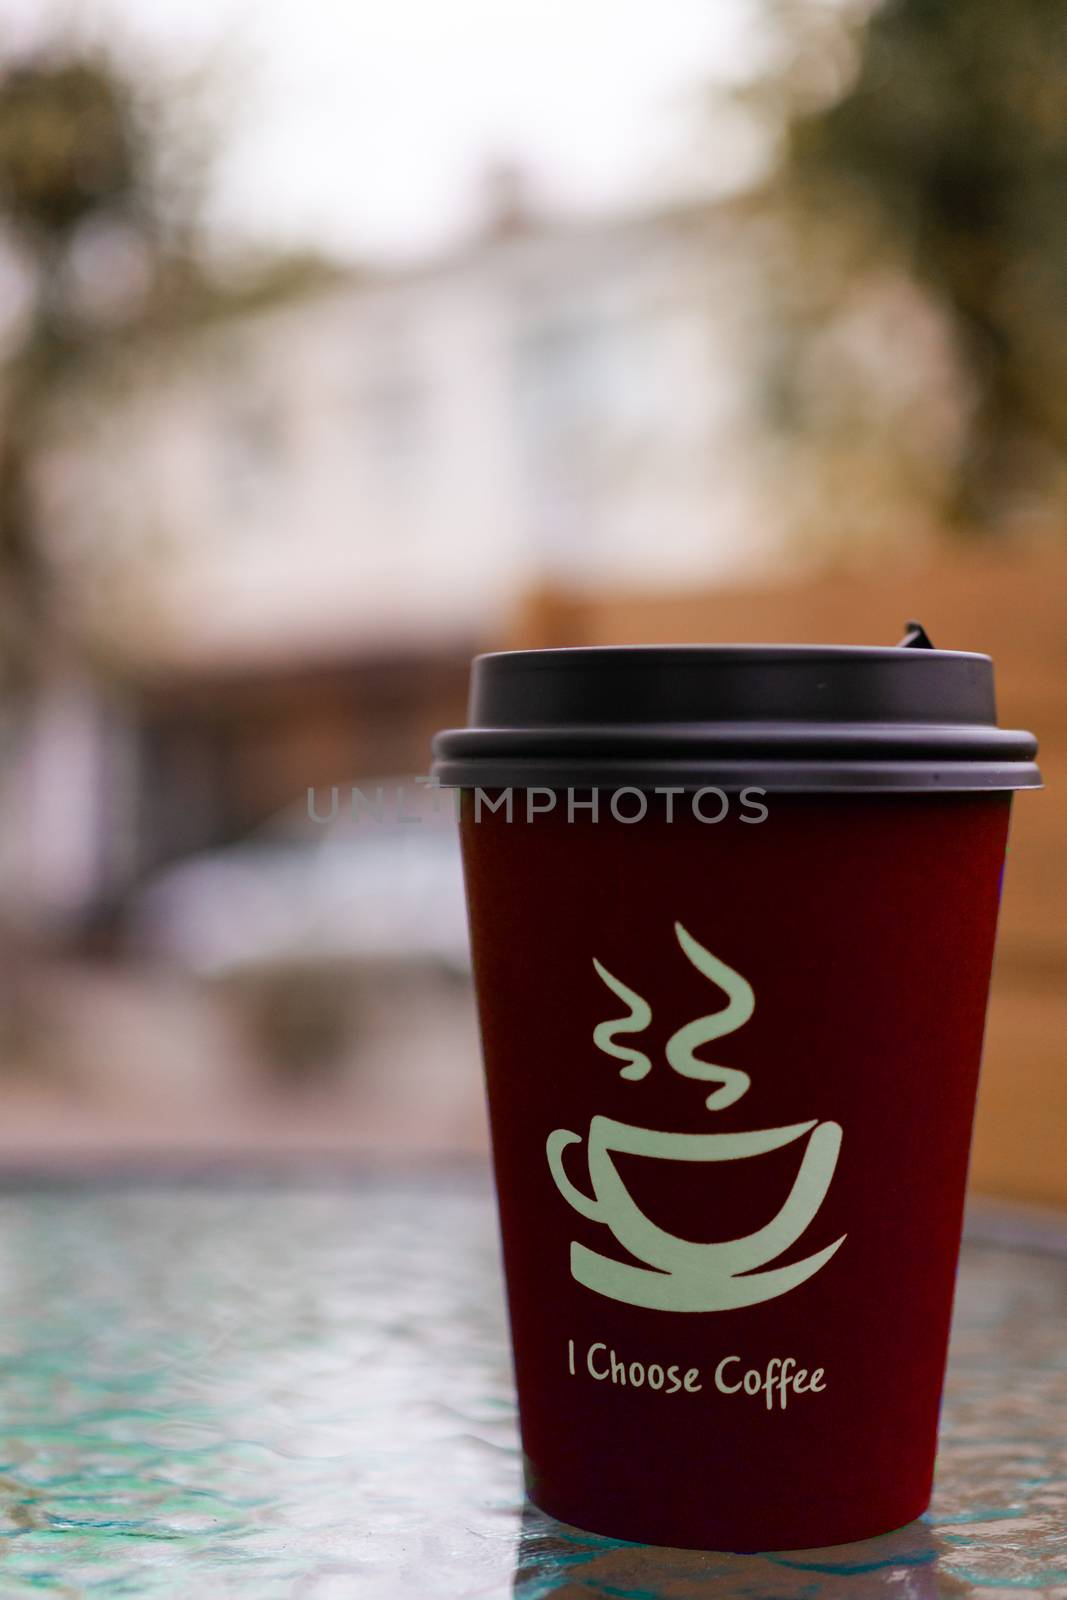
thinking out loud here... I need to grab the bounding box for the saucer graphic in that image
[546,923,845,1312]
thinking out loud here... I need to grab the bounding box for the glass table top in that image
[0,1171,1063,1597]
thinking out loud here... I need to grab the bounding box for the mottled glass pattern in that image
[0,1175,1062,1597]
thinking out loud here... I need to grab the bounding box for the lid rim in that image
[472,644,995,665]
[436,724,1038,757]
[430,757,1043,793]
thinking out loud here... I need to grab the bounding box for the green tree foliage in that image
[0,54,147,683]
[777,0,1067,531]
[0,59,139,236]
[0,47,334,694]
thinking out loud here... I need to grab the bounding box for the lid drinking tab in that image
[898,620,936,649]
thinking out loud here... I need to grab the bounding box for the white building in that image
[38,196,775,671]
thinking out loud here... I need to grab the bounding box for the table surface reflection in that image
[0,1171,1062,1597]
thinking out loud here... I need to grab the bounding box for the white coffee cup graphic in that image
[546,923,845,1312]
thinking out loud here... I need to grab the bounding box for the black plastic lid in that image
[431,628,1040,793]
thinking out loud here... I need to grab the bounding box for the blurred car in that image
[130,779,469,980]
[126,780,471,1079]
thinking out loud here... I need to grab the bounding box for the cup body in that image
[460,789,1012,1551]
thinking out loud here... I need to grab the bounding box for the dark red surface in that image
[460,792,1013,1551]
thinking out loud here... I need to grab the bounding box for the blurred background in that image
[0,0,1062,1200]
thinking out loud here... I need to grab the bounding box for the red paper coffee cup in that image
[432,635,1040,1552]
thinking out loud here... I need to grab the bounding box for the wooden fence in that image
[506,549,1067,1207]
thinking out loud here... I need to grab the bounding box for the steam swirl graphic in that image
[591,960,652,1081]
[665,923,753,1109]
[591,923,754,1104]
